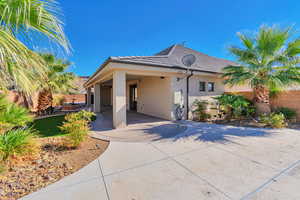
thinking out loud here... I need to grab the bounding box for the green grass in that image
[32,115,66,137]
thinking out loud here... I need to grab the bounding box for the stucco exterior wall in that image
[171,75,225,119]
[137,76,172,120]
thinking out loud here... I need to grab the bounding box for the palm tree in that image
[223,25,300,114]
[37,54,76,113]
[0,0,70,95]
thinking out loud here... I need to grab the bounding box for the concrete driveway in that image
[23,118,300,200]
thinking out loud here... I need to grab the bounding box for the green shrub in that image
[0,128,40,161]
[0,95,33,134]
[0,164,6,174]
[214,94,255,119]
[259,113,286,128]
[59,111,93,147]
[60,119,89,147]
[76,110,96,122]
[192,100,211,121]
[274,107,297,121]
[66,110,96,123]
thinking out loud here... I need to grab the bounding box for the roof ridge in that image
[110,55,169,59]
[173,44,236,64]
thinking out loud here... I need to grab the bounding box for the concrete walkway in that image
[22,118,300,200]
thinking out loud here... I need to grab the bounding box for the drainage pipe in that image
[186,70,194,120]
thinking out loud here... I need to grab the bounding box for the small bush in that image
[192,100,211,121]
[60,119,89,147]
[0,164,6,174]
[214,94,254,119]
[0,128,40,161]
[274,107,297,121]
[65,110,96,123]
[259,113,287,128]
[59,110,94,148]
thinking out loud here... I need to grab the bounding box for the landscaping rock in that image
[0,137,109,200]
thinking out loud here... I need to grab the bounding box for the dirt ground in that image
[0,137,109,200]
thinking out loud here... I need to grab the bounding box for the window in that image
[208,82,215,92]
[199,81,206,92]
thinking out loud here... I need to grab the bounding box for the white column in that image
[94,83,101,112]
[113,71,127,128]
[86,87,91,107]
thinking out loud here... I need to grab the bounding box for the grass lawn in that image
[32,115,66,137]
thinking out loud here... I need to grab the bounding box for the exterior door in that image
[129,84,137,111]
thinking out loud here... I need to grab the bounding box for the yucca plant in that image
[223,25,300,115]
[0,128,39,161]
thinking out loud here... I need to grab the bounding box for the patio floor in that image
[91,110,187,142]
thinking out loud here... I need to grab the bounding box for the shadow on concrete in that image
[137,122,276,143]
[92,110,277,144]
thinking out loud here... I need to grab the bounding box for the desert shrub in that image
[0,164,6,174]
[274,107,297,121]
[75,110,96,122]
[53,95,66,106]
[259,113,286,128]
[0,128,40,161]
[60,119,89,147]
[214,94,255,119]
[59,111,93,147]
[65,110,95,123]
[0,95,33,134]
[192,100,211,121]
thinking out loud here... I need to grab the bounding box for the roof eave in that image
[84,59,223,88]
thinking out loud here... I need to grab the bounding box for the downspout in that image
[186,69,194,120]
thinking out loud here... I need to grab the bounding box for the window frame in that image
[199,81,206,92]
[207,82,215,92]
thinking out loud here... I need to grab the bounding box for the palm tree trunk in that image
[37,89,53,114]
[253,85,271,115]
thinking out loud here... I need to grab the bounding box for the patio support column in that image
[113,71,127,128]
[94,83,101,112]
[86,87,91,107]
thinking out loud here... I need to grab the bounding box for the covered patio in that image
[90,110,187,142]
[84,63,185,129]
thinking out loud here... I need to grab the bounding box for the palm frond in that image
[0,0,70,53]
[222,65,254,86]
[256,25,290,58]
[0,27,46,94]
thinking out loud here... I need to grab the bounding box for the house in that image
[84,44,236,128]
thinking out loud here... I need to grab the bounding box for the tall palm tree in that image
[0,0,70,95]
[223,25,300,114]
[37,53,76,113]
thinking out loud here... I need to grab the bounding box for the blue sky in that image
[59,0,300,76]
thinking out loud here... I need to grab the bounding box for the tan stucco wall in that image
[171,75,225,119]
[87,63,229,122]
[137,76,172,120]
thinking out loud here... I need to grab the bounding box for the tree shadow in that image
[139,122,276,144]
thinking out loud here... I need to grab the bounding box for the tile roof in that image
[110,44,236,73]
